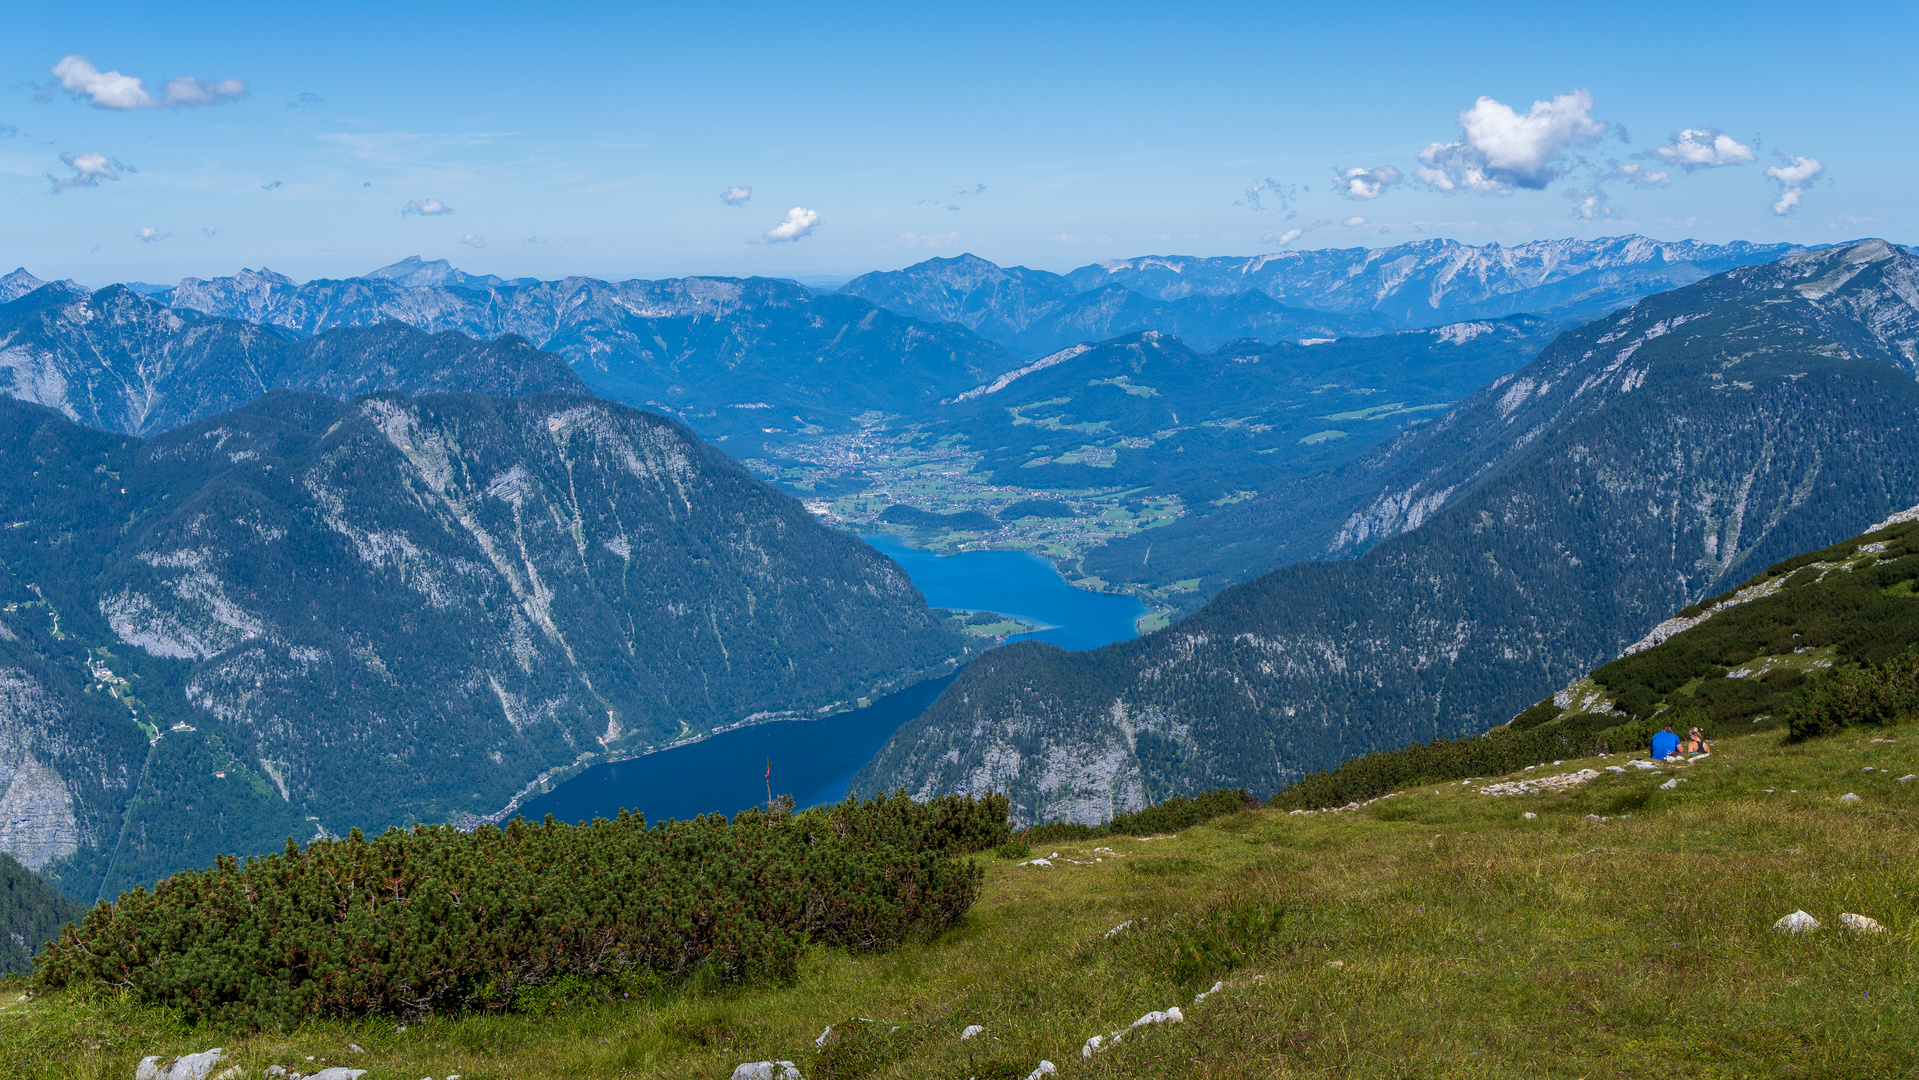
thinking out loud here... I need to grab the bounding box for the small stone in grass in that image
[1840,912,1887,935]
[1774,910,1821,934]
[1840,792,1862,803]
[1025,1061,1057,1080]
[1584,814,1608,822]
[961,1025,985,1040]
[1194,980,1224,1005]
[1522,812,1537,820]
[731,1062,803,1080]
[1898,774,1916,783]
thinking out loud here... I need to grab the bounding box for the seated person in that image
[1680,727,1711,754]
[1650,727,1681,760]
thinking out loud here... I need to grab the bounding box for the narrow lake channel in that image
[519,538,1145,824]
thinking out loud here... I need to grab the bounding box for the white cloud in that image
[1046,233,1113,244]
[1332,166,1403,201]
[1651,128,1755,171]
[721,185,752,205]
[763,206,819,242]
[262,180,282,190]
[1342,216,1367,227]
[47,151,129,192]
[1612,162,1671,187]
[136,226,170,243]
[400,198,453,217]
[460,234,486,248]
[1764,154,1824,216]
[1416,89,1608,195]
[897,231,962,248]
[51,55,246,111]
[1261,228,1303,246]
[201,227,218,237]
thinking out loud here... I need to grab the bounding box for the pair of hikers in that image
[1651,726,1710,760]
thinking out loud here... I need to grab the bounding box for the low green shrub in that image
[1785,653,1919,740]
[34,793,1008,1027]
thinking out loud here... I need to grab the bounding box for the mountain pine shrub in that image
[33,792,1008,1026]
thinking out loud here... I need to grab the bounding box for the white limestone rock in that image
[135,1050,226,1080]
[731,1062,802,1080]
[1774,910,1821,934]
[960,1025,985,1040]
[1840,912,1887,935]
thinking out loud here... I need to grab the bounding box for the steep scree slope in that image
[853,240,1919,824]
[0,391,964,897]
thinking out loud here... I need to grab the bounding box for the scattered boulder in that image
[136,1050,225,1080]
[731,1063,803,1080]
[304,1070,366,1080]
[1774,910,1821,935]
[1193,980,1223,1005]
[1080,1034,1105,1059]
[1899,774,1917,783]
[1521,812,1537,820]
[814,1026,833,1048]
[1840,912,1888,935]
[1660,778,1681,790]
[1628,760,1660,771]
[347,1044,366,1055]
[1583,814,1608,823]
[1024,1062,1057,1080]
[1840,792,1862,803]
[960,1025,985,1040]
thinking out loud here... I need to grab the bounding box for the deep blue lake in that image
[860,534,1147,651]
[518,537,1145,824]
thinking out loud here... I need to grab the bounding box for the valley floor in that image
[10,725,1916,1078]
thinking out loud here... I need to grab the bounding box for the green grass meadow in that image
[8,723,1916,1079]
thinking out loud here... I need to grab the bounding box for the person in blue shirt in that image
[1650,727,1681,760]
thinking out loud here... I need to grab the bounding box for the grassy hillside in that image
[8,719,1914,1078]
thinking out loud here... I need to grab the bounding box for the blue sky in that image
[3,0,1912,285]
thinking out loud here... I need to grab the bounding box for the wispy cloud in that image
[1764,154,1824,216]
[262,180,283,190]
[400,198,453,217]
[1416,89,1608,195]
[721,185,752,205]
[1562,186,1616,220]
[1651,128,1755,171]
[201,227,218,237]
[0,125,17,139]
[136,226,170,243]
[762,206,819,242]
[286,91,326,109]
[1331,166,1403,201]
[48,151,132,193]
[51,55,246,110]
[1610,161,1671,187]
[1236,177,1298,213]
[1341,216,1368,227]
[459,233,486,248]
[895,231,962,249]
[1260,228,1303,246]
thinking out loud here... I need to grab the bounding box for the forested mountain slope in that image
[853,240,1919,824]
[165,265,1022,446]
[0,284,584,436]
[1064,236,1802,327]
[0,391,964,898]
[0,851,82,975]
[920,315,1562,506]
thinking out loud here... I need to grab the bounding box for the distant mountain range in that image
[155,265,1023,450]
[0,283,585,436]
[0,389,966,898]
[839,254,1395,358]
[854,240,1919,824]
[1060,236,1807,326]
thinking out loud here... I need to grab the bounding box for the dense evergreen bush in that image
[1785,654,1919,740]
[34,793,1008,1026]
